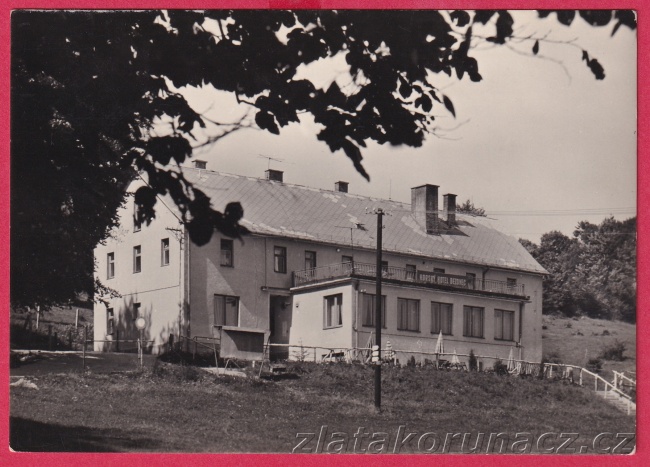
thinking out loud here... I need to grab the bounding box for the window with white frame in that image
[397,298,420,332]
[133,203,142,232]
[107,252,115,279]
[161,238,170,266]
[431,302,453,335]
[214,294,239,327]
[463,306,484,338]
[361,293,386,328]
[324,294,343,329]
[494,309,515,341]
[133,246,141,273]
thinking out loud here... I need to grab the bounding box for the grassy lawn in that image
[10,362,635,453]
[542,315,636,382]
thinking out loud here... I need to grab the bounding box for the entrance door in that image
[269,295,291,360]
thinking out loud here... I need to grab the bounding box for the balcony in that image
[292,262,526,298]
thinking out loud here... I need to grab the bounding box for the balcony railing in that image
[293,262,526,298]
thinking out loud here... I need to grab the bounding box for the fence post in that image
[579,369,583,386]
[84,326,88,352]
[116,330,120,352]
[594,377,598,392]
[48,325,52,350]
[75,309,79,328]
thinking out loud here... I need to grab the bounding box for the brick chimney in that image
[443,193,457,226]
[411,184,438,234]
[265,169,284,182]
[335,181,349,193]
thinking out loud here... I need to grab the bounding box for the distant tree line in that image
[519,217,636,323]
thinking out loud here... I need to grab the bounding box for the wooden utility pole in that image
[374,208,384,409]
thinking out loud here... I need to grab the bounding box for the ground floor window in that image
[214,294,239,327]
[431,302,453,335]
[397,298,420,332]
[361,293,386,328]
[494,309,515,341]
[106,308,114,335]
[324,294,343,329]
[463,306,484,338]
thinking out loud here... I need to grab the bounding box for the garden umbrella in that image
[451,349,460,365]
[434,331,444,355]
[507,346,516,371]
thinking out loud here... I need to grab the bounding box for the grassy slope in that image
[541,315,636,382]
[10,305,94,351]
[10,362,635,453]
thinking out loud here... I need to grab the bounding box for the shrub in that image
[602,329,610,336]
[468,349,478,372]
[493,359,508,376]
[565,322,572,328]
[598,340,626,361]
[586,357,603,373]
[538,356,547,380]
[407,355,416,367]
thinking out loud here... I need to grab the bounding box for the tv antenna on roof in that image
[258,154,284,170]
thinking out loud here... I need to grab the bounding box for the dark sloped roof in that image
[180,168,547,274]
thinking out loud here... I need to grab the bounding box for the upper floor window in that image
[431,302,453,335]
[361,293,386,328]
[507,278,517,289]
[133,203,142,232]
[161,238,170,266]
[466,272,476,290]
[221,239,234,267]
[495,309,515,341]
[463,306,484,338]
[133,246,142,273]
[342,255,353,264]
[381,261,389,275]
[305,251,317,270]
[324,294,343,329]
[214,294,239,327]
[274,246,287,273]
[107,252,115,279]
[434,267,446,274]
[397,298,420,332]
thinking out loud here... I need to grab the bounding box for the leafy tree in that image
[10,10,636,307]
[519,217,636,322]
[456,199,486,217]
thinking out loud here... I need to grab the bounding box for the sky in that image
[176,11,637,243]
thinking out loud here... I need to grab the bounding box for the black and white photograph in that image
[9,9,637,454]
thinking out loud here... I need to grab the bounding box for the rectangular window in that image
[342,255,353,264]
[220,239,234,267]
[405,264,416,280]
[133,246,141,273]
[431,302,453,335]
[214,295,239,327]
[324,294,343,329]
[381,261,388,272]
[495,309,515,341]
[361,293,386,328]
[133,203,142,232]
[106,308,114,335]
[463,306,484,338]
[507,278,517,290]
[161,238,170,266]
[305,251,317,270]
[397,298,420,332]
[133,302,141,318]
[434,267,446,274]
[274,246,287,273]
[466,272,476,290]
[107,252,115,279]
